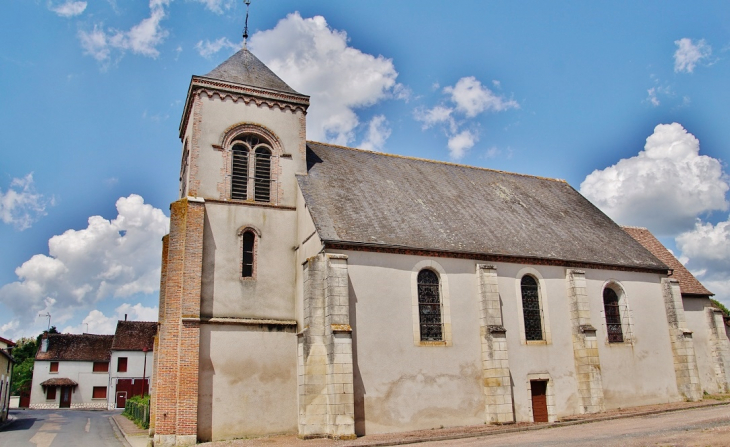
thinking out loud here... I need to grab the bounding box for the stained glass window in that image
[418,269,443,341]
[603,288,624,343]
[521,276,543,341]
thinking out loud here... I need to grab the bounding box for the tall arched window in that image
[242,231,255,278]
[521,276,543,341]
[603,288,623,343]
[417,269,443,341]
[230,134,273,202]
[231,143,249,200]
[254,147,271,202]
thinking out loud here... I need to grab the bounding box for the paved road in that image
[420,404,730,447]
[0,409,127,447]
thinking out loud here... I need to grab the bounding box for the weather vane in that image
[243,0,251,48]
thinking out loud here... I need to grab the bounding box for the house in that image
[30,333,113,409]
[623,226,730,394]
[0,336,15,422]
[108,321,157,409]
[149,45,724,446]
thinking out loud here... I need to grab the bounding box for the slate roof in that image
[298,143,669,271]
[203,48,303,96]
[112,321,157,351]
[40,378,78,387]
[35,334,113,362]
[622,226,713,296]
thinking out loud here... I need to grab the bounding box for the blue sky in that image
[1,1,729,339]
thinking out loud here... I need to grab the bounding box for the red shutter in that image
[50,362,59,373]
[47,387,57,400]
[93,362,109,372]
[92,387,107,399]
[117,357,128,373]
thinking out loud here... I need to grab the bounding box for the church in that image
[149,44,730,446]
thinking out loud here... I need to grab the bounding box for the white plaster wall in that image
[684,297,725,394]
[29,360,110,408]
[197,324,298,441]
[192,95,306,206]
[109,350,154,409]
[1,370,10,421]
[584,271,681,408]
[340,250,486,435]
[295,187,323,329]
[201,202,298,320]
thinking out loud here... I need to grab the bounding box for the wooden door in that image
[59,386,72,408]
[531,380,548,422]
[116,391,127,409]
[19,390,30,408]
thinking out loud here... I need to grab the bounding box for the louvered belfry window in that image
[231,143,249,200]
[417,269,443,341]
[603,288,624,343]
[230,134,273,202]
[242,231,255,278]
[521,276,543,341]
[254,147,271,202]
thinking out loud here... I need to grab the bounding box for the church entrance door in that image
[530,380,548,422]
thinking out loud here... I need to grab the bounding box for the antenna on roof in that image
[242,0,251,49]
[38,312,51,330]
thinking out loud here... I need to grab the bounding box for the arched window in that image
[231,143,249,200]
[230,133,273,202]
[417,269,443,341]
[603,288,623,343]
[254,147,271,202]
[242,231,255,278]
[521,276,543,341]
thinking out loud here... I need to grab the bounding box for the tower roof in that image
[203,48,302,96]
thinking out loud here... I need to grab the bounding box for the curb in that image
[109,415,134,447]
[340,401,730,447]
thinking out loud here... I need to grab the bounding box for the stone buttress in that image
[152,198,205,447]
[565,269,604,413]
[661,278,702,401]
[298,253,356,439]
[707,307,730,392]
[476,264,515,423]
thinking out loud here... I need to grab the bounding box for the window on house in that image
[417,269,443,341]
[521,276,543,341]
[242,231,255,278]
[47,386,56,400]
[117,357,128,373]
[230,134,274,203]
[92,362,109,373]
[603,288,624,343]
[231,143,249,200]
[92,387,107,399]
[49,361,59,373]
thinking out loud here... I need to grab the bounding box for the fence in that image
[124,398,150,429]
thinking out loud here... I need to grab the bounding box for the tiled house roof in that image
[0,336,15,347]
[298,143,668,271]
[622,226,713,296]
[111,321,157,351]
[35,334,113,362]
[40,378,78,387]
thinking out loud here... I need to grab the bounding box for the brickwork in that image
[150,235,169,435]
[152,199,205,447]
[566,269,604,414]
[707,308,730,392]
[298,254,355,440]
[476,264,514,424]
[661,278,702,401]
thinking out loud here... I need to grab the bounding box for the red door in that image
[19,390,30,408]
[116,391,127,409]
[531,380,548,422]
[59,386,72,408]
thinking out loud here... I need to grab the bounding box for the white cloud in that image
[249,13,401,146]
[0,173,52,230]
[580,123,728,235]
[0,195,169,325]
[62,303,158,335]
[447,130,477,160]
[676,217,730,307]
[50,1,87,17]
[359,115,391,152]
[195,37,239,59]
[78,0,170,63]
[485,146,501,159]
[415,77,517,159]
[674,38,712,73]
[647,87,660,106]
[444,76,518,117]
[192,0,234,14]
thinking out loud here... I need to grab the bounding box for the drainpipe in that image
[142,348,148,395]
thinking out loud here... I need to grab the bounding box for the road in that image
[420,404,730,447]
[0,409,127,447]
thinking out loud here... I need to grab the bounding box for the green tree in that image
[711,299,730,317]
[10,326,59,394]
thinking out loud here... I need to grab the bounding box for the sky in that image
[1,1,729,340]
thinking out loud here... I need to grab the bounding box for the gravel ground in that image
[198,396,730,447]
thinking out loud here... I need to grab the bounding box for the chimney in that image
[124,314,128,321]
